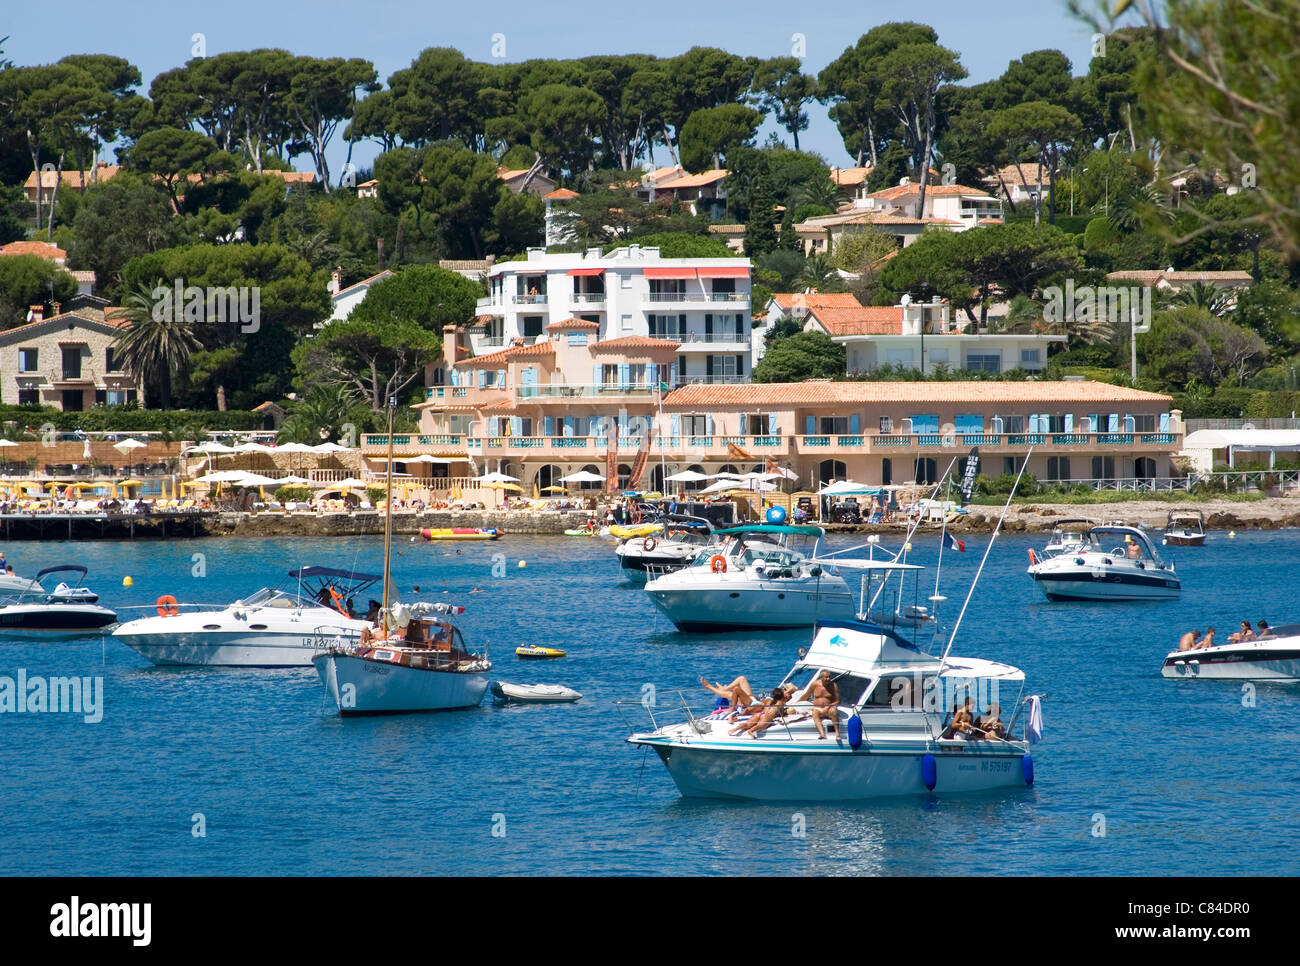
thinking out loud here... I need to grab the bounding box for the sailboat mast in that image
[382,395,395,616]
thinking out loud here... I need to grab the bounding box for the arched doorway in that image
[618,463,632,490]
[535,464,564,491]
[578,463,602,491]
[685,464,706,491]
[819,459,847,484]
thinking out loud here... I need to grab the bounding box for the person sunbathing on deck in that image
[1229,620,1254,644]
[729,689,789,737]
[941,697,974,739]
[702,675,756,709]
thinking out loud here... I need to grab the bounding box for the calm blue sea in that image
[1,526,1297,876]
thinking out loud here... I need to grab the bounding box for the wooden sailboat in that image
[312,397,492,715]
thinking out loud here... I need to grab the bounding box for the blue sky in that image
[5,0,1101,176]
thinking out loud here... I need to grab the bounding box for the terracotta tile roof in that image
[482,398,519,412]
[708,224,746,233]
[795,210,938,229]
[544,188,579,200]
[1106,270,1254,285]
[453,347,513,368]
[22,165,120,190]
[806,305,903,336]
[589,336,680,353]
[504,341,556,359]
[0,240,67,260]
[771,293,862,311]
[439,259,492,271]
[333,270,395,299]
[70,270,97,282]
[498,168,531,180]
[662,381,1173,408]
[652,169,729,190]
[0,310,126,342]
[545,317,601,331]
[267,170,316,184]
[867,182,990,201]
[830,167,872,186]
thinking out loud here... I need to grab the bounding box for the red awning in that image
[643,267,699,279]
[696,265,749,277]
[567,268,606,276]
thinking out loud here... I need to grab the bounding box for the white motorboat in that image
[1027,524,1180,601]
[312,397,492,715]
[0,572,44,597]
[0,566,118,638]
[1162,624,1300,680]
[627,618,1039,800]
[112,567,379,666]
[614,516,714,579]
[1163,510,1207,547]
[490,681,582,703]
[644,524,858,631]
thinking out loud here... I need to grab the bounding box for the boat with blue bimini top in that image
[1026,524,1180,601]
[625,618,1041,800]
[112,566,379,666]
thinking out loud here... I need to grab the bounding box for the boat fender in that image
[156,594,179,618]
[709,554,727,574]
[1027,548,1039,566]
[921,753,937,791]
[1022,755,1034,786]
[642,536,657,552]
[765,505,787,525]
[809,566,822,577]
[848,714,863,750]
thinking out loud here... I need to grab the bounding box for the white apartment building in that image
[468,245,754,385]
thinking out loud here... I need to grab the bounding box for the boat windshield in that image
[1086,531,1156,562]
[784,667,873,706]
[238,588,315,609]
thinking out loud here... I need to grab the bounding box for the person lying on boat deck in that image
[729,683,797,718]
[941,696,974,739]
[702,675,757,709]
[728,689,789,737]
[1257,620,1274,639]
[973,703,1005,740]
[804,670,841,741]
[1229,620,1255,644]
[359,621,406,646]
[1178,630,1202,651]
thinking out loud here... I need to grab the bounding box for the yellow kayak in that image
[609,523,662,540]
[420,528,500,541]
[516,644,566,659]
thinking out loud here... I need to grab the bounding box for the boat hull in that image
[1163,533,1206,547]
[420,528,499,541]
[1162,645,1300,680]
[115,628,363,667]
[634,738,1029,801]
[315,653,490,714]
[0,604,118,638]
[646,574,855,631]
[1029,564,1179,601]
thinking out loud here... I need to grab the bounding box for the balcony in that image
[672,332,750,347]
[676,374,747,386]
[361,434,467,452]
[571,293,606,305]
[511,294,548,305]
[426,386,471,400]
[517,383,658,400]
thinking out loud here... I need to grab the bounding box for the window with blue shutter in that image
[739,413,747,435]
[1063,413,1073,433]
[619,363,630,390]
[805,415,815,435]
[647,362,657,386]
[477,369,486,389]
[705,414,713,437]
[497,369,506,388]
[564,416,574,437]
[1124,414,1135,432]
[670,414,680,440]
[545,416,555,437]
[1108,413,1119,432]
[1159,412,1170,432]
[593,365,602,389]
[850,413,860,434]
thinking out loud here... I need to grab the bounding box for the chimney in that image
[329,266,342,295]
[28,305,43,324]
[51,301,62,316]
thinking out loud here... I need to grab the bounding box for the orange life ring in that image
[328,585,348,616]
[156,594,179,617]
[710,554,727,574]
[642,536,657,552]
[1027,548,1039,566]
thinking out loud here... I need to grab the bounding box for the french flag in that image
[944,532,966,553]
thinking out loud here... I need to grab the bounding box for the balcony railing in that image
[517,383,658,399]
[362,434,466,449]
[677,374,747,385]
[512,294,548,304]
[426,386,470,400]
[571,293,606,304]
[645,293,708,303]
[673,332,750,345]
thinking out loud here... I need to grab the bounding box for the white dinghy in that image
[490,682,582,703]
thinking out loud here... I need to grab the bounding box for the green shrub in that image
[274,486,311,503]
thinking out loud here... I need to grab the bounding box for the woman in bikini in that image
[729,688,789,737]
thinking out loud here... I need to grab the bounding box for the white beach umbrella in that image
[313,442,352,453]
[272,442,318,453]
[477,471,521,483]
[665,469,710,482]
[113,437,147,453]
[275,475,312,485]
[229,472,281,487]
[186,443,238,454]
[560,470,605,483]
[233,442,273,453]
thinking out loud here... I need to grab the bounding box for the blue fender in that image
[1022,754,1034,786]
[847,714,863,750]
[921,753,937,791]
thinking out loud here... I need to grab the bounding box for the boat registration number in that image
[980,759,1013,772]
[301,635,337,648]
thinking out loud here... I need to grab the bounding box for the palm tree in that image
[792,178,847,213]
[1172,280,1232,316]
[279,384,362,444]
[795,254,842,292]
[113,280,201,410]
